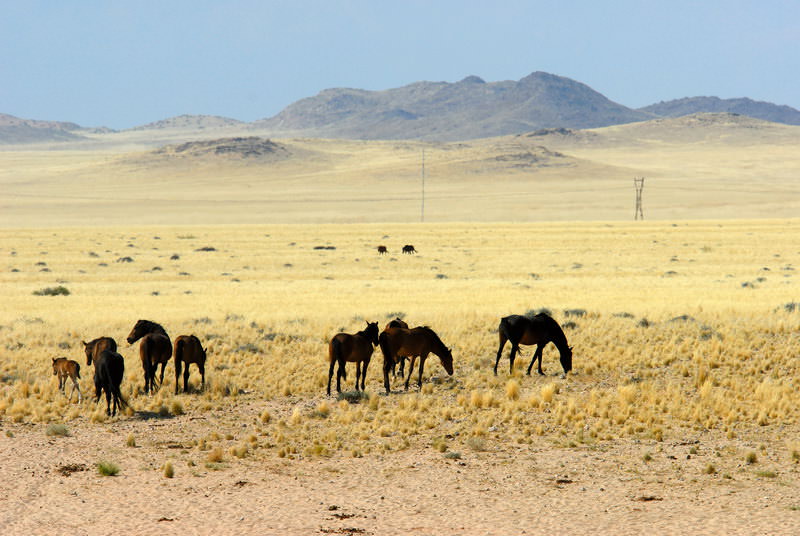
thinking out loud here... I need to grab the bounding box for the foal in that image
[52,357,82,403]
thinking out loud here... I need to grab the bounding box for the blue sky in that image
[2,0,798,129]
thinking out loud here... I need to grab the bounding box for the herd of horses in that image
[52,313,573,417]
[52,320,208,416]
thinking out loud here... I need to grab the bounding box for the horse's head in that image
[439,347,454,376]
[126,320,148,345]
[560,345,574,374]
[364,321,380,346]
[52,358,58,375]
[82,341,93,365]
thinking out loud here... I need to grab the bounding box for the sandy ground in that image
[2,398,799,536]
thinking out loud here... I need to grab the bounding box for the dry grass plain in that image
[1,220,799,534]
[1,114,800,533]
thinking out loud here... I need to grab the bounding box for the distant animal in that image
[82,337,117,366]
[379,325,454,394]
[402,245,417,254]
[377,245,388,255]
[52,357,82,402]
[93,349,126,416]
[126,319,172,394]
[493,313,573,376]
[174,335,207,394]
[327,321,380,395]
[383,318,409,377]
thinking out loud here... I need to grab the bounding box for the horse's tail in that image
[175,337,185,379]
[378,331,394,369]
[330,337,346,381]
[101,361,127,410]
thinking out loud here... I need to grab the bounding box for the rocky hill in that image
[639,97,800,125]
[252,72,654,141]
[0,113,87,144]
[129,114,245,131]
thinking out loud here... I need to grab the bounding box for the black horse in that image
[493,313,573,376]
[327,321,380,395]
[93,349,127,416]
[127,320,172,394]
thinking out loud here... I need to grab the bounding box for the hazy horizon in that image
[2,0,798,129]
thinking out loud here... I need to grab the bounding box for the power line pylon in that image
[634,177,645,220]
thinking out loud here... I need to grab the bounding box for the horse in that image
[174,335,206,394]
[379,326,454,394]
[126,320,172,394]
[93,349,126,416]
[493,313,573,377]
[377,245,388,255]
[327,321,379,395]
[383,318,409,377]
[52,357,82,402]
[402,245,417,254]
[82,337,117,366]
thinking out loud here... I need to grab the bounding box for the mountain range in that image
[3,71,799,144]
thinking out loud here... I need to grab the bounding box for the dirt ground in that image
[2,397,798,536]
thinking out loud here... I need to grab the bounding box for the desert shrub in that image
[33,286,69,296]
[97,461,120,476]
[45,423,70,437]
[337,390,368,404]
[163,462,174,478]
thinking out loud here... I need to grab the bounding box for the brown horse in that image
[127,320,172,394]
[52,357,82,402]
[383,318,409,377]
[402,245,417,254]
[327,321,379,395]
[493,313,573,376]
[377,245,388,255]
[379,326,453,394]
[174,335,206,394]
[82,337,117,366]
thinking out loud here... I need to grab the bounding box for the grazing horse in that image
[402,245,417,254]
[52,357,82,402]
[93,350,126,416]
[493,313,573,376]
[327,321,379,395]
[377,245,388,255]
[174,335,207,394]
[126,320,172,394]
[379,326,454,394]
[82,337,117,366]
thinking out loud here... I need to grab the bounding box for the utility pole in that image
[634,177,645,220]
[420,149,426,222]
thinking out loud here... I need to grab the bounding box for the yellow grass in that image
[1,220,798,467]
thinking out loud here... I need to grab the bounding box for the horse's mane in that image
[416,326,447,352]
[136,319,167,336]
[534,313,568,351]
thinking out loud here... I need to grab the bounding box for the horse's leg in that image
[199,362,205,391]
[355,361,362,391]
[327,359,336,395]
[72,376,82,403]
[105,388,112,416]
[494,332,508,375]
[404,356,417,391]
[336,359,345,393]
[361,357,370,391]
[175,357,182,394]
[417,353,428,389]
[509,343,520,375]
[536,344,546,375]
[398,357,405,378]
[142,358,150,394]
[183,365,191,394]
[158,361,166,387]
[526,345,544,375]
